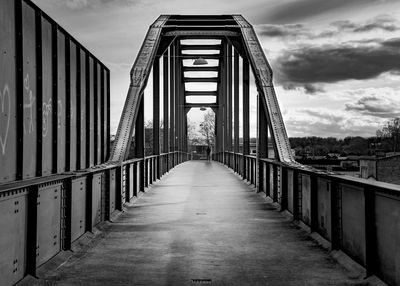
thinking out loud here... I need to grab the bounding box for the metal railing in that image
[0,151,189,285]
[214,151,400,286]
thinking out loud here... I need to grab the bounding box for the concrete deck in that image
[37,161,365,285]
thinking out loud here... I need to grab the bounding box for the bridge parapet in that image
[0,150,189,285]
[216,151,400,286]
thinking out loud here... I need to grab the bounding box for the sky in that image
[32,0,400,138]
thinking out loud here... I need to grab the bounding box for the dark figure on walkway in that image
[206,146,211,161]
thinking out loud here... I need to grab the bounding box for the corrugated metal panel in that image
[22,2,37,179]
[0,0,17,182]
[92,173,102,226]
[71,177,86,242]
[0,191,28,286]
[69,41,77,171]
[88,57,94,167]
[37,183,62,267]
[79,50,86,170]
[41,17,53,176]
[57,31,66,173]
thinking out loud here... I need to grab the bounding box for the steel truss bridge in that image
[0,3,399,285]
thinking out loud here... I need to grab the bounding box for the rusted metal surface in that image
[80,50,87,170]
[0,0,110,184]
[92,173,102,227]
[69,41,77,171]
[0,191,27,285]
[0,0,17,182]
[233,15,294,163]
[36,183,62,267]
[22,2,37,179]
[88,57,94,167]
[109,15,169,162]
[71,177,86,242]
[57,31,66,173]
[41,17,53,176]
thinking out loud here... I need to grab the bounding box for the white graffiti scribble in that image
[23,74,35,134]
[58,100,62,128]
[0,85,10,155]
[42,98,52,137]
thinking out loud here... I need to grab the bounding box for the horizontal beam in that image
[183,66,219,72]
[184,103,218,108]
[185,91,218,96]
[165,30,239,37]
[180,54,220,59]
[164,25,239,29]
[184,77,219,83]
[180,45,221,50]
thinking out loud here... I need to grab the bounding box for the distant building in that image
[360,154,400,184]
[249,142,276,158]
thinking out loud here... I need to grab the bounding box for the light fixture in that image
[200,106,207,111]
[193,57,208,65]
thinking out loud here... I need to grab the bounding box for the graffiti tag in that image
[0,85,10,155]
[23,74,35,134]
[42,98,52,137]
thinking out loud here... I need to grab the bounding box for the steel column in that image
[233,50,239,154]
[242,57,250,156]
[174,42,180,152]
[163,53,169,153]
[221,41,227,156]
[153,56,160,155]
[135,96,145,192]
[226,44,232,151]
[169,45,175,153]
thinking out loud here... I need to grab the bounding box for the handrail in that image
[216,150,400,285]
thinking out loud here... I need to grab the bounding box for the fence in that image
[0,150,189,285]
[0,0,110,183]
[215,151,400,286]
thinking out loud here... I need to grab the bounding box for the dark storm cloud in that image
[267,0,393,23]
[345,96,400,118]
[255,24,306,37]
[274,38,400,88]
[383,38,400,48]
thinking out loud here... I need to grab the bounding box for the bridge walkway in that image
[35,161,362,286]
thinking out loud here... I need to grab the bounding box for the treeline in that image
[290,118,400,157]
[289,136,394,157]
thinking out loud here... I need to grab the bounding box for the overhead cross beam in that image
[109,14,295,165]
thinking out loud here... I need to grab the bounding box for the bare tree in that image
[199,110,215,146]
[376,117,400,152]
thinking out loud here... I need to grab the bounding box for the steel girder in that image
[109,14,295,164]
[233,15,295,163]
[109,15,169,162]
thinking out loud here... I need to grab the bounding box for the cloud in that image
[61,0,143,9]
[382,37,400,48]
[257,15,400,43]
[284,108,381,138]
[255,24,306,38]
[345,95,400,118]
[331,15,400,33]
[266,0,389,23]
[302,109,345,123]
[274,38,400,88]
[285,116,378,138]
